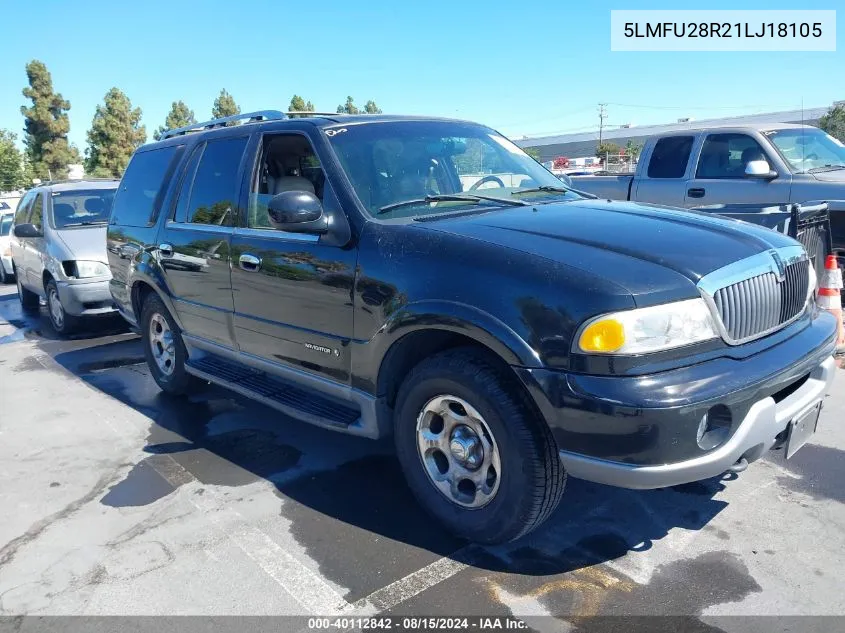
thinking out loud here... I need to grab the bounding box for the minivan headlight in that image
[64,260,110,278]
[576,298,718,355]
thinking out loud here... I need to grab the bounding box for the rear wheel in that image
[16,270,39,312]
[394,348,565,544]
[141,293,199,395]
[46,280,78,335]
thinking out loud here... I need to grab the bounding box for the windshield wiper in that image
[61,220,107,227]
[512,185,598,200]
[377,193,527,215]
[807,165,845,173]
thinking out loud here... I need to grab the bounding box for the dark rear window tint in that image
[647,136,694,179]
[184,136,247,226]
[111,145,182,227]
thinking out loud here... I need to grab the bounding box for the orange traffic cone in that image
[817,255,845,365]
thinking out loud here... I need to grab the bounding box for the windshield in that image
[50,188,116,228]
[326,121,582,218]
[0,215,12,237]
[765,128,845,173]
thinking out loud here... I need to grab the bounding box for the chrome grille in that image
[698,246,810,345]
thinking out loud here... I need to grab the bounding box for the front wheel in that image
[394,348,565,544]
[140,293,199,395]
[46,280,78,335]
[16,271,39,312]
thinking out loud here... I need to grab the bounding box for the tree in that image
[524,147,541,161]
[625,139,643,161]
[85,88,146,178]
[0,130,27,191]
[336,96,359,114]
[363,100,382,114]
[596,141,622,164]
[154,101,196,141]
[20,60,81,180]
[212,89,240,120]
[819,104,845,143]
[289,95,315,112]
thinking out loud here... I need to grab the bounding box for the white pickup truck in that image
[570,123,845,256]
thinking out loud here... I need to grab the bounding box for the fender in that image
[129,252,185,330]
[355,299,542,394]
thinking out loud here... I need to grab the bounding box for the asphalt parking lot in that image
[1,282,844,631]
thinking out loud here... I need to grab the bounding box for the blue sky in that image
[0,0,841,154]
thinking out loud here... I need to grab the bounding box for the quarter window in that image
[14,191,34,224]
[185,137,247,226]
[647,136,694,179]
[30,193,43,230]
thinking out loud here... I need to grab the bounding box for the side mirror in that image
[13,223,42,238]
[267,191,328,234]
[744,160,778,180]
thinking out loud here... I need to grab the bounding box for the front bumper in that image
[57,279,116,316]
[1,255,12,276]
[516,310,838,489]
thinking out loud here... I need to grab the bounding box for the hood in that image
[415,199,797,303]
[810,168,845,183]
[52,225,109,263]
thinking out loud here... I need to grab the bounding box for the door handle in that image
[688,188,706,199]
[239,253,262,272]
[158,243,174,256]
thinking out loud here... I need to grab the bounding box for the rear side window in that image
[183,136,247,226]
[30,193,44,230]
[111,145,182,227]
[647,136,694,179]
[173,144,204,223]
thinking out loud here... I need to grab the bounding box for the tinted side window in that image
[186,137,247,226]
[696,133,768,179]
[173,144,204,223]
[111,145,181,227]
[30,193,44,230]
[647,136,694,179]
[14,192,33,224]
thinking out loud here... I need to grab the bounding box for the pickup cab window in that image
[647,136,693,178]
[695,133,769,179]
[765,128,845,174]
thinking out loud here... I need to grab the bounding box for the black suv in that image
[108,110,836,543]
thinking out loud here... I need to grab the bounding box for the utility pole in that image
[597,103,607,147]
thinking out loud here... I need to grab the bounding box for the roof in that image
[41,179,120,192]
[516,106,830,149]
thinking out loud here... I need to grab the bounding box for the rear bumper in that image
[516,310,838,489]
[57,279,116,316]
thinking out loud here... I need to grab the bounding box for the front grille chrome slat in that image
[699,246,809,345]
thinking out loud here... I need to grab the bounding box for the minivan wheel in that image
[141,293,199,395]
[394,348,566,544]
[16,272,39,312]
[46,280,77,335]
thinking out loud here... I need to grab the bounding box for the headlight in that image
[2,246,10,257]
[66,260,110,278]
[576,298,718,355]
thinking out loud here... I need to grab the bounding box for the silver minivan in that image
[10,179,119,334]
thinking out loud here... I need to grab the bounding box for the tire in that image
[394,348,565,544]
[0,265,7,284]
[140,293,198,395]
[16,270,39,312]
[46,279,78,335]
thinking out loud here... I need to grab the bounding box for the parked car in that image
[0,210,14,283]
[10,179,119,333]
[108,111,836,544]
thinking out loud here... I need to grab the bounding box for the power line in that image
[606,102,797,111]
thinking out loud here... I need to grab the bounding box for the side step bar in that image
[186,354,360,432]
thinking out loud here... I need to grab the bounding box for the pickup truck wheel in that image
[16,271,39,312]
[141,294,199,395]
[394,348,565,544]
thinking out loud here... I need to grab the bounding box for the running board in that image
[186,354,360,431]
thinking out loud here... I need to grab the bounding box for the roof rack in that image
[159,110,287,140]
[286,111,349,117]
[37,177,118,187]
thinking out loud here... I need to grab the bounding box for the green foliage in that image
[595,141,621,158]
[289,95,315,112]
[524,147,541,161]
[154,101,196,141]
[819,104,845,143]
[363,100,382,114]
[336,96,360,114]
[85,88,146,179]
[212,89,240,120]
[192,200,233,226]
[20,60,80,180]
[0,130,27,191]
[625,139,643,160]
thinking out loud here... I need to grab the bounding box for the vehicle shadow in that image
[54,339,730,579]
